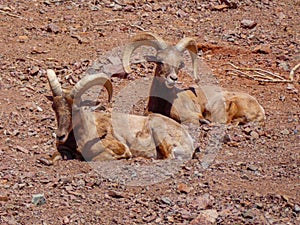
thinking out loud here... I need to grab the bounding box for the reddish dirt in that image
[0,0,299,224]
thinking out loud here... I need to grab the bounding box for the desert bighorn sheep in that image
[123,32,209,125]
[46,69,195,162]
[122,32,265,125]
[204,89,266,125]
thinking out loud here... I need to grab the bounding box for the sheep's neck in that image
[147,76,177,118]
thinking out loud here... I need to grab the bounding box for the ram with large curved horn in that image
[122,32,209,125]
[122,33,265,126]
[46,69,195,162]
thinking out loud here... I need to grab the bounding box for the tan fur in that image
[123,33,265,126]
[206,90,266,125]
[47,70,195,162]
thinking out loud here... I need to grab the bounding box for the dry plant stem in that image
[227,63,285,80]
[129,23,147,31]
[227,72,293,83]
[225,63,299,83]
[289,63,300,81]
[0,9,22,19]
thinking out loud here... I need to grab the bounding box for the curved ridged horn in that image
[122,32,168,74]
[70,73,113,103]
[47,69,63,96]
[175,37,199,80]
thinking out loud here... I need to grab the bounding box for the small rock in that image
[46,23,60,34]
[211,4,229,11]
[18,35,29,43]
[223,134,232,143]
[279,95,285,101]
[278,61,290,71]
[63,216,70,224]
[178,183,191,194]
[253,45,272,54]
[286,84,295,90]
[176,9,187,17]
[250,131,259,139]
[255,202,263,209]
[243,127,252,135]
[0,195,9,201]
[112,4,123,11]
[15,145,29,154]
[247,165,258,171]
[95,210,101,216]
[242,209,255,219]
[107,190,125,198]
[280,129,290,135]
[294,204,300,213]
[29,66,40,76]
[190,209,219,225]
[241,19,257,29]
[241,174,249,180]
[192,193,212,210]
[281,195,289,202]
[32,194,46,206]
[161,196,172,205]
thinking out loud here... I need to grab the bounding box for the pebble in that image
[242,209,255,219]
[107,190,125,198]
[32,194,46,206]
[278,61,290,71]
[294,204,300,213]
[30,66,40,76]
[250,131,259,139]
[191,193,212,210]
[286,84,295,90]
[190,209,219,224]
[177,183,191,194]
[95,210,101,216]
[247,165,258,172]
[280,129,290,135]
[161,196,172,205]
[241,19,257,29]
[253,45,272,54]
[46,23,60,34]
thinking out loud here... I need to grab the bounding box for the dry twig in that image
[0,9,22,19]
[289,63,300,82]
[225,63,300,83]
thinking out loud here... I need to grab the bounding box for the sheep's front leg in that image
[181,111,210,125]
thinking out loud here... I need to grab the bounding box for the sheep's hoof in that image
[36,156,55,166]
[199,118,210,125]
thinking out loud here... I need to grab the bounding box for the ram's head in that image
[46,69,112,145]
[123,32,199,88]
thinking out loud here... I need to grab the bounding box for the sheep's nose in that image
[170,74,178,81]
[57,134,66,142]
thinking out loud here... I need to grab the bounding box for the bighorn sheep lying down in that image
[122,32,265,125]
[204,89,266,125]
[123,32,209,125]
[46,69,195,162]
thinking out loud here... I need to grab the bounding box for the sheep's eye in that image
[179,62,185,69]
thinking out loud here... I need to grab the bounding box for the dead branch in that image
[0,9,22,19]
[225,63,298,83]
[289,63,300,82]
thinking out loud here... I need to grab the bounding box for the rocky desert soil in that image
[0,0,299,224]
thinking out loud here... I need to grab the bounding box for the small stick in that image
[227,72,292,83]
[0,9,22,19]
[289,63,300,82]
[225,63,297,83]
[226,63,284,80]
[129,23,147,31]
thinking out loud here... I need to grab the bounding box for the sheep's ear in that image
[45,95,54,101]
[144,55,158,62]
